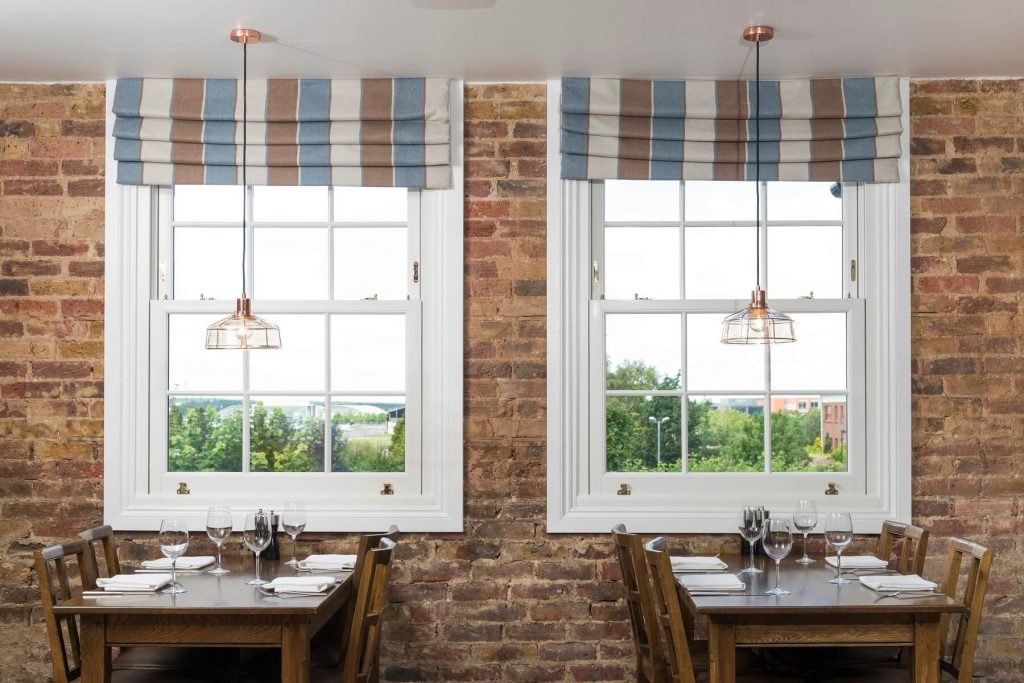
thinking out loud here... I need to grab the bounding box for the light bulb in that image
[234,321,254,342]
[748,315,767,335]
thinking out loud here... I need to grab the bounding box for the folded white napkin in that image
[678,573,746,592]
[671,556,728,572]
[860,574,938,593]
[266,576,338,594]
[825,555,889,569]
[298,554,357,571]
[96,573,172,592]
[141,556,215,570]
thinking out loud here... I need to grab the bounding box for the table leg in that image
[708,619,736,683]
[80,615,111,683]
[281,622,311,683]
[911,616,940,683]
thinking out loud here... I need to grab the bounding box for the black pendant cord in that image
[754,38,761,291]
[241,42,248,300]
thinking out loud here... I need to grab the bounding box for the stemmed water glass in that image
[158,517,189,594]
[824,512,854,584]
[738,507,766,574]
[762,518,794,596]
[793,499,818,565]
[243,511,272,586]
[282,502,307,568]
[206,506,233,576]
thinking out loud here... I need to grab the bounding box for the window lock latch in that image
[413,261,420,284]
[825,482,839,495]
[176,481,190,495]
[381,483,394,495]
[362,293,379,301]
[617,483,631,496]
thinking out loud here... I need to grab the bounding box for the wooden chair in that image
[34,540,210,683]
[643,538,802,683]
[876,521,929,575]
[78,525,240,676]
[312,526,400,668]
[335,536,397,683]
[612,524,669,683]
[821,537,993,682]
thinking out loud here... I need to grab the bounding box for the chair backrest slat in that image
[611,524,666,683]
[35,540,92,683]
[938,537,992,683]
[876,520,929,574]
[344,536,397,683]
[79,525,120,585]
[643,538,697,683]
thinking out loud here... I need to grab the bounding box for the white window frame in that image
[103,79,464,532]
[545,78,911,534]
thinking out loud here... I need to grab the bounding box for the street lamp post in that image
[648,416,671,466]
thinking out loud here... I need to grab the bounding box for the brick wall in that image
[909,79,1024,678]
[1,80,1023,682]
[0,83,106,680]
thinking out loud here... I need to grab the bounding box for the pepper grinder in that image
[264,510,281,561]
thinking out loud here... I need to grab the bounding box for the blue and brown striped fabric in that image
[113,78,452,188]
[560,77,903,182]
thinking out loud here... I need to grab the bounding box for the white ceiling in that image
[1,0,1022,82]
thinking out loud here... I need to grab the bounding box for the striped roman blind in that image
[560,76,903,182]
[112,78,452,188]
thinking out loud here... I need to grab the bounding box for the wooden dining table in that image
[52,555,353,683]
[676,554,964,683]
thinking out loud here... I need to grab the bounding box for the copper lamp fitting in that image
[742,25,774,43]
[229,28,262,44]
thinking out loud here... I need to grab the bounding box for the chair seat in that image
[113,646,239,672]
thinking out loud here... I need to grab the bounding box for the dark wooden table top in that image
[676,554,965,616]
[53,555,352,616]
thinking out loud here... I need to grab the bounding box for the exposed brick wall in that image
[2,79,1023,682]
[0,83,106,680]
[909,79,1024,680]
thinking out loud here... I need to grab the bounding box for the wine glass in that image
[762,518,794,596]
[824,512,854,584]
[793,499,818,565]
[243,511,273,586]
[738,507,766,574]
[158,517,189,594]
[281,502,307,568]
[206,506,233,576]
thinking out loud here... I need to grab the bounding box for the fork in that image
[256,587,313,599]
[874,591,937,600]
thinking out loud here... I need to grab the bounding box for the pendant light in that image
[721,25,795,345]
[206,28,282,350]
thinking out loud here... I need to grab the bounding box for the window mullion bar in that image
[242,349,251,474]
[761,181,771,475]
[324,311,332,474]
[679,182,687,473]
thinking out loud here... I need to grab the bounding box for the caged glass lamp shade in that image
[205,297,282,350]
[721,287,796,345]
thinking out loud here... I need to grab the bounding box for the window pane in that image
[686,314,764,391]
[249,397,325,473]
[334,227,407,300]
[333,187,407,222]
[168,397,242,472]
[605,180,679,222]
[606,314,681,390]
[684,226,756,299]
[331,397,406,472]
[606,395,681,472]
[770,313,846,391]
[331,315,406,392]
[254,227,328,300]
[767,182,842,221]
[249,315,325,391]
[684,181,756,222]
[605,227,679,300]
[173,228,241,300]
[687,396,765,472]
[173,185,244,223]
[768,225,843,299]
[168,315,242,391]
[771,396,848,473]
[253,186,328,223]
